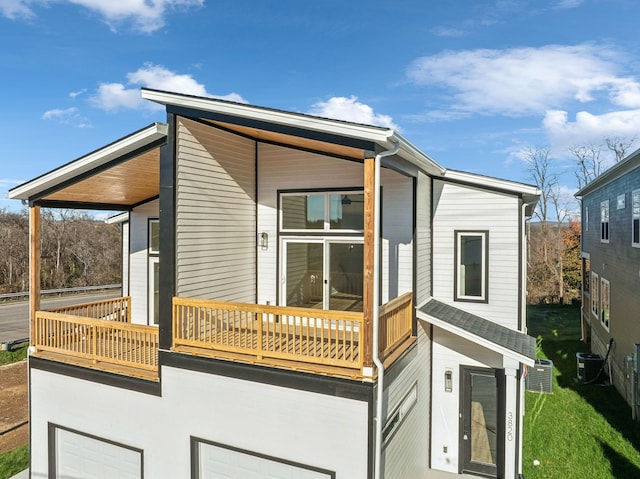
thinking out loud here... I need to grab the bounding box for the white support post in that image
[504,366,518,479]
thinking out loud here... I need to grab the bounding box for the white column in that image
[504,365,519,479]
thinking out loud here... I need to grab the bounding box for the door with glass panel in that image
[280,190,364,312]
[460,367,501,477]
[282,239,363,312]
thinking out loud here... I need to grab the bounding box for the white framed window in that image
[585,206,589,232]
[633,189,640,247]
[454,231,488,302]
[582,256,590,297]
[591,272,599,318]
[600,200,609,242]
[280,190,364,233]
[600,277,610,331]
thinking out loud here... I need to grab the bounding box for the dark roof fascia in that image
[168,104,376,153]
[418,299,536,361]
[31,200,132,211]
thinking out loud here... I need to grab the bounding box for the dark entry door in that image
[460,367,501,477]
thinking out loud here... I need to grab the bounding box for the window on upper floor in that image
[454,231,488,302]
[591,271,599,319]
[600,277,610,331]
[633,189,640,247]
[280,191,364,232]
[600,200,609,243]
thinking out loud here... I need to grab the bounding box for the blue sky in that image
[2,0,640,214]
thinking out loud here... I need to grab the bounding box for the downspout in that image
[373,140,400,479]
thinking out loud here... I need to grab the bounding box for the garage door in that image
[196,440,333,479]
[53,426,142,479]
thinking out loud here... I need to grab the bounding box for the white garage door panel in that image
[56,428,141,479]
[198,442,331,479]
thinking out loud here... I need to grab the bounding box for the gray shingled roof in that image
[419,299,536,361]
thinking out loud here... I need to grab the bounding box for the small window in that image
[455,231,488,302]
[632,190,640,247]
[591,272,599,318]
[600,200,609,242]
[600,277,610,331]
[149,219,159,254]
[281,191,364,232]
[585,206,589,232]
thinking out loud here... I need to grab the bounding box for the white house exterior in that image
[10,89,539,479]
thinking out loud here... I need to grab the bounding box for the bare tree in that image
[569,143,605,191]
[606,136,636,162]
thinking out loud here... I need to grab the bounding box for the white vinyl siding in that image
[415,172,431,306]
[176,117,256,302]
[432,180,520,328]
[382,323,431,479]
[129,200,159,325]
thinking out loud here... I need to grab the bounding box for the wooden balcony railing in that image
[47,296,131,323]
[379,292,413,360]
[173,297,365,371]
[33,299,157,377]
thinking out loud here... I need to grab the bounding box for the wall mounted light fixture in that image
[260,232,269,250]
[445,370,453,392]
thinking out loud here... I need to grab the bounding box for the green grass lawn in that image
[524,304,640,478]
[0,346,27,367]
[0,445,28,479]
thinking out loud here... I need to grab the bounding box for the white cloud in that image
[90,63,247,112]
[407,44,635,117]
[69,89,87,98]
[0,178,22,188]
[308,96,398,129]
[543,108,640,153]
[0,0,33,19]
[0,0,203,33]
[42,107,91,128]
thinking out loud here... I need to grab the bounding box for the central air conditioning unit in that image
[526,359,554,393]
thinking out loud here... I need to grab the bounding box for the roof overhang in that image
[141,88,446,176]
[9,123,167,209]
[417,298,536,366]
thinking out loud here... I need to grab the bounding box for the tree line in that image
[525,136,635,304]
[0,209,122,294]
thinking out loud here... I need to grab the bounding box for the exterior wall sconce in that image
[445,370,453,392]
[260,232,269,250]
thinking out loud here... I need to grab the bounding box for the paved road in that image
[0,292,120,344]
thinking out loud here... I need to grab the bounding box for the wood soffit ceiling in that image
[40,118,365,207]
[204,119,367,160]
[43,148,160,206]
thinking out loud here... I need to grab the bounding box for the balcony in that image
[31,293,414,381]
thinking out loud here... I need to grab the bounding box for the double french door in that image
[281,239,363,312]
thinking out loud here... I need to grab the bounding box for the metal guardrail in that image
[0,284,121,300]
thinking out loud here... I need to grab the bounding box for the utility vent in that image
[526,359,554,393]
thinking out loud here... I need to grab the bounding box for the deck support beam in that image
[363,157,375,369]
[29,205,41,345]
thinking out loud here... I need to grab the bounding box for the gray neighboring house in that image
[9,88,540,478]
[576,147,640,416]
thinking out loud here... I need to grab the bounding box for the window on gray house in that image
[600,200,609,242]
